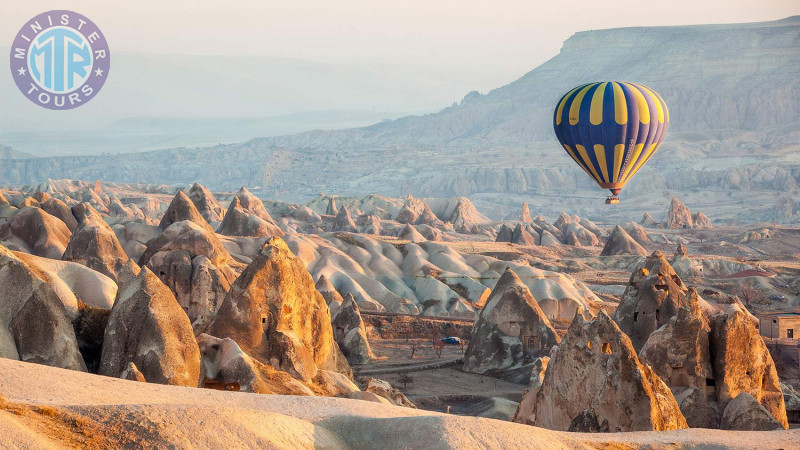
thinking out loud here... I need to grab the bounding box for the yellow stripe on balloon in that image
[622,82,649,124]
[623,142,658,183]
[638,84,664,124]
[652,89,669,123]
[624,142,662,182]
[612,82,627,125]
[569,84,596,126]
[576,144,602,183]
[555,84,586,126]
[593,144,609,183]
[613,144,624,182]
[589,82,607,125]
[620,143,644,181]
[563,144,593,178]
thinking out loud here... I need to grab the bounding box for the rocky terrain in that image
[2,17,799,224]
[1,178,799,446]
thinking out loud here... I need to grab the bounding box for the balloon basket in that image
[605,196,620,205]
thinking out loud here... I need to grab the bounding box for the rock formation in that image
[99,265,201,386]
[9,206,72,259]
[0,245,86,371]
[326,197,338,216]
[415,202,441,226]
[196,334,315,395]
[612,251,691,351]
[159,191,215,233]
[315,275,344,317]
[416,224,442,241]
[670,243,703,278]
[120,362,147,382]
[331,293,375,365]
[511,224,537,245]
[206,237,351,384]
[539,230,560,246]
[601,225,648,257]
[667,197,694,229]
[639,290,717,428]
[187,183,226,223]
[620,221,651,246]
[395,204,418,224]
[234,187,278,224]
[710,311,787,429]
[398,224,426,242]
[520,202,532,222]
[516,311,687,432]
[641,212,657,227]
[720,392,785,431]
[693,211,712,228]
[138,220,239,332]
[62,203,131,282]
[362,378,416,408]
[332,206,357,233]
[463,268,559,383]
[39,196,78,231]
[218,197,284,237]
[494,224,513,243]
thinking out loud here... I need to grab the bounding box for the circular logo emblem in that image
[9,10,110,110]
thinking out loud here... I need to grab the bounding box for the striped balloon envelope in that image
[552,81,669,204]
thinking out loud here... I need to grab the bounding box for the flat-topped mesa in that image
[99,265,200,386]
[516,311,687,432]
[62,202,132,283]
[217,197,284,237]
[206,237,351,385]
[463,267,559,383]
[601,225,647,257]
[612,251,690,351]
[187,182,226,223]
[159,191,215,234]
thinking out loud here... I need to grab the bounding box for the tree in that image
[432,339,445,358]
[397,372,414,390]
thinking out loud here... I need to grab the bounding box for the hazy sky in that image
[5,1,799,89]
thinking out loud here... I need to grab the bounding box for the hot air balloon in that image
[553,82,669,204]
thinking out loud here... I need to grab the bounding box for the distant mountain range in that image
[2,17,799,224]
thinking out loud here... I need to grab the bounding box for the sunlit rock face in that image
[519,311,687,432]
[206,237,351,385]
[99,265,201,386]
[0,244,86,372]
[63,202,131,282]
[613,251,691,351]
[463,267,559,383]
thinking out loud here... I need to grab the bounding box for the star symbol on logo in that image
[94,68,104,77]
[17,67,26,76]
